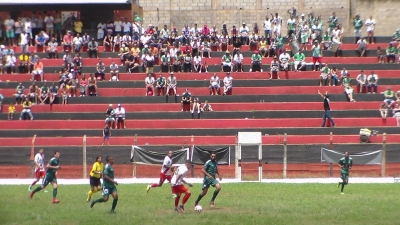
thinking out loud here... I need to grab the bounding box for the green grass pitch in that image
[1,183,399,225]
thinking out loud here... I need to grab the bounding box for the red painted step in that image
[0,134,396,147]
[1,118,396,130]
[1,102,384,113]
[1,70,398,82]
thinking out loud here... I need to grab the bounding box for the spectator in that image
[62,90,68,104]
[293,49,306,72]
[376,46,384,64]
[150,45,159,64]
[320,64,330,86]
[28,82,39,104]
[39,82,49,104]
[103,33,113,52]
[182,52,192,73]
[19,97,34,120]
[202,100,213,112]
[274,34,284,57]
[193,52,202,73]
[62,50,73,71]
[386,42,396,63]
[62,31,73,52]
[300,20,310,50]
[365,16,376,44]
[5,52,16,74]
[340,68,348,83]
[279,51,290,78]
[156,74,166,96]
[223,72,233,95]
[95,59,105,81]
[250,50,263,73]
[327,12,338,35]
[144,52,155,75]
[49,82,59,104]
[105,104,116,129]
[124,52,135,73]
[221,50,233,72]
[113,33,122,53]
[343,74,356,102]
[131,43,140,62]
[79,74,87,97]
[321,31,332,50]
[172,51,182,73]
[109,61,119,81]
[44,14,54,38]
[14,83,25,105]
[72,33,83,53]
[383,87,396,108]
[73,53,83,75]
[379,102,388,121]
[5,15,15,47]
[318,90,336,127]
[233,50,244,72]
[356,70,367,93]
[120,44,130,66]
[47,37,58,59]
[18,52,29,73]
[219,34,229,52]
[8,102,15,120]
[268,56,280,79]
[114,104,127,129]
[114,17,123,35]
[54,14,62,42]
[97,21,106,43]
[24,18,34,47]
[106,20,114,36]
[19,30,29,53]
[287,15,296,38]
[88,38,99,58]
[122,32,132,49]
[68,74,79,97]
[181,88,192,112]
[31,58,44,81]
[87,73,98,96]
[166,72,177,96]
[202,38,211,58]
[191,98,201,119]
[311,41,322,71]
[353,14,363,44]
[35,32,48,53]
[239,23,249,45]
[394,106,400,127]
[201,24,210,42]
[160,51,170,73]
[330,67,339,86]
[199,61,208,73]
[160,24,170,40]
[356,37,368,57]
[145,73,155,96]
[258,37,268,58]
[209,73,220,95]
[102,124,111,146]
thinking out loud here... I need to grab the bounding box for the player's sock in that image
[341,183,345,192]
[31,180,38,186]
[195,194,203,203]
[151,183,158,188]
[53,188,57,198]
[88,190,93,199]
[93,197,106,204]
[175,196,181,207]
[111,198,118,211]
[32,186,42,194]
[182,193,191,205]
[211,190,220,202]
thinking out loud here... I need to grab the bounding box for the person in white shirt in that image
[209,73,220,95]
[271,12,282,37]
[109,61,119,81]
[6,52,17,74]
[145,73,155,96]
[356,37,368,57]
[223,72,233,95]
[122,18,132,35]
[160,24,170,40]
[170,160,193,213]
[19,31,29,53]
[193,53,202,73]
[97,22,106,41]
[356,70,367,93]
[264,15,272,44]
[279,51,291,78]
[44,14,54,37]
[239,23,249,45]
[47,37,58,59]
[233,50,244,72]
[167,73,178,96]
[113,17,123,35]
[169,45,178,58]
[365,16,376,44]
[114,103,126,128]
[367,71,378,94]
[146,151,175,194]
[28,149,47,192]
[73,33,83,52]
[24,18,34,46]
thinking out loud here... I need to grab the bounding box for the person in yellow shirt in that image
[74,18,83,35]
[87,156,104,201]
[19,52,29,73]
[8,102,16,120]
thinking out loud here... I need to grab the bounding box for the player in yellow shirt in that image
[8,103,16,120]
[87,156,104,201]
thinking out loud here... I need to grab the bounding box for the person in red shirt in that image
[201,24,210,42]
[63,31,73,51]
[145,24,154,36]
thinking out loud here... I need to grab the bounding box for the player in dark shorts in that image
[337,152,353,194]
[87,156,104,201]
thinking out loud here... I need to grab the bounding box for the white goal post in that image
[236,132,262,182]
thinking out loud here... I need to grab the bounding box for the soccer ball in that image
[194,205,202,212]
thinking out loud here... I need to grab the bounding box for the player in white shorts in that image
[146,151,176,198]
[28,149,48,192]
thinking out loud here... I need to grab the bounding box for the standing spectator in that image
[24,18,34,47]
[95,59,105,81]
[311,41,322,71]
[383,87,396,108]
[356,70,367,93]
[44,14,54,38]
[18,52,29,74]
[47,37,58,59]
[223,72,233,95]
[62,90,68,104]
[19,97,34,120]
[105,20,114,36]
[250,51,263,72]
[156,74,166,96]
[8,102,16,120]
[114,104,127,129]
[102,124,111,146]
[14,18,23,46]
[263,15,272,44]
[209,73,220,95]
[233,50,244,72]
[239,23,249,45]
[14,83,25,105]
[166,72,177,96]
[122,18,132,35]
[318,90,336,127]
[293,49,306,71]
[54,14,62,43]
[5,15,15,47]
[386,43,396,63]
[180,89,192,112]
[109,61,119,81]
[271,13,282,37]
[365,16,376,44]
[105,104,116,129]
[145,73,155,96]
[31,58,44,82]
[88,38,99,58]
[353,15,363,44]
[367,71,378,94]
[327,12,338,35]
[97,21,106,43]
[300,21,310,50]
[287,16,296,38]
[114,17,123,35]
[73,33,83,53]
[221,50,232,72]
[356,37,368,57]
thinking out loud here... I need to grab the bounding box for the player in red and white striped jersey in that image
[28,149,47,192]
[171,160,193,213]
[146,151,174,195]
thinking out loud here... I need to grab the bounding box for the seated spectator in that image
[62,50,73,71]
[35,31,48,53]
[191,37,200,57]
[379,102,388,121]
[321,31,332,50]
[31,58,44,82]
[105,104,116,128]
[278,51,290,78]
[150,45,159,64]
[0,93,2,113]
[377,46,384,64]
[124,52,136,73]
[122,32,132,49]
[293,49,306,72]
[221,50,233,72]
[160,52,171,73]
[119,44,130,66]
[191,97,201,119]
[62,31,73,51]
[383,87,396,108]
[270,57,280,79]
[193,52,202,73]
[47,37,58,59]
[343,74,356,102]
[249,32,259,49]
[172,51,183,73]
[14,83,25,105]
[86,73,98,96]
[340,67,348,83]
[156,74,166,96]
[386,42,396,63]
[82,33,90,50]
[114,104,127,129]
[202,38,211,58]
[199,61,208,73]
[202,100,213,112]
[103,33,113,52]
[62,90,68,104]
[28,82,39,104]
[145,73,155,96]
[39,82,49,104]
[95,59,105,81]
[109,61,119,81]
[330,66,339,86]
[182,52,192,72]
[49,82,59,104]
[8,102,15,120]
[131,43,141,62]
[239,23,250,45]
[258,37,269,57]
[87,38,99,58]
[5,52,16,74]
[18,52,29,74]
[394,105,400,127]
[356,70,367,93]
[28,53,37,74]
[233,50,244,72]
[68,74,79,97]
[73,33,83,53]
[19,97,34,120]
[113,33,122,53]
[320,64,330,86]
[209,73,220,95]
[250,51,263,72]
[166,72,177,96]
[356,37,368,57]
[223,72,233,95]
[219,34,229,52]
[181,88,192,111]
[73,53,83,75]
[79,74,87,97]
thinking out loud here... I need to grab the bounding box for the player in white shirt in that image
[171,160,193,213]
[365,16,376,44]
[147,151,175,196]
[28,149,47,192]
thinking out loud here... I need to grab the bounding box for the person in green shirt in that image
[287,15,296,38]
[274,34,284,58]
[392,29,400,43]
[383,87,396,108]
[353,14,363,43]
[337,152,353,194]
[221,50,232,72]
[386,43,396,63]
[293,49,306,71]
[156,74,166,96]
[90,156,119,213]
[161,52,170,73]
[30,151,61,203]
[181,88,192,111]
[327,12,338,35]
[321,31,332,50]
[250,50,262,72]
[320,64,330,86]
[194,152,222,208]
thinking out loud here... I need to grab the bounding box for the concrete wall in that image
[140,0,395,36]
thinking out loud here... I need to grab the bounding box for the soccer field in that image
[1,183,399,225]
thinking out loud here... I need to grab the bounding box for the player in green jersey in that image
[194,152,222,208]
[90,156,119,213]
[30,151,61,204]
[337,152,353,194]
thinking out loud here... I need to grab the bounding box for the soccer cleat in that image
[110,210,116,214]
[52,198,60,204]
[29,191,34,199]
[174,207,179,213]
[87,198,91,202]
[179,205,186,214]
[28,185,32,191]
[210,202,215,208]
[90,201,95,208]
[146,185,151,193]
[341,192,344,195]
[172,193,177,199]
[194,201,198,207]
[43,189,48,193]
